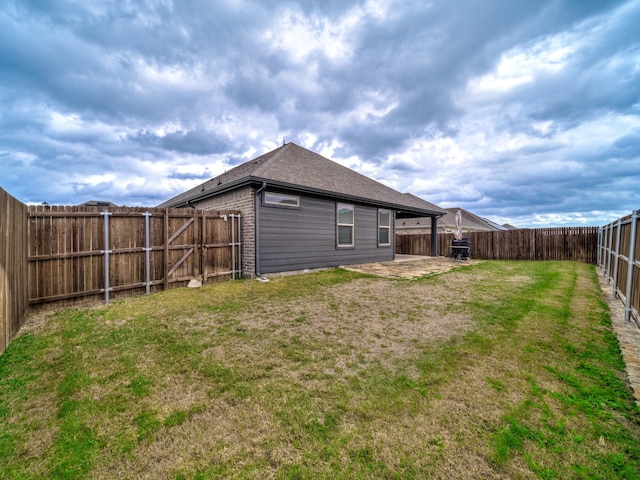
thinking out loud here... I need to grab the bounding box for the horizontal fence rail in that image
[396,227,599,264]
[2,192,243,355]
[27,205,241,309]
[599,210,639,327]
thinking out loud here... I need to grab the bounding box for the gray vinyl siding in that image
[258,194,394,274]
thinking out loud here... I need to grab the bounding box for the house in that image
[80,200,118,207]
[159,142,448,277]
[396,207,508,235]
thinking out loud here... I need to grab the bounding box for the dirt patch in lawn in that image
[343,255,483,279]
[240,263,494,377]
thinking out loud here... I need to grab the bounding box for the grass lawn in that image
[1,261,639,479]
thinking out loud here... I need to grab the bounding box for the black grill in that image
[451,237,471,261]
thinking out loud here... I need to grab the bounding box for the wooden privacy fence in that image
[27,205,241,309]
[1,188,29,356]
[396,227,599,263]
[599,210,639,327]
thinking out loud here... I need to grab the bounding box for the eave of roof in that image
[163,175,444,217]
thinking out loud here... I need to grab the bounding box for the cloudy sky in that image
[1,0,639,227]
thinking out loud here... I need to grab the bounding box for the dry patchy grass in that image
[1,262,639,479]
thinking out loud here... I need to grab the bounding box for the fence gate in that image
[201,213,241,283]
[164,210,200,289]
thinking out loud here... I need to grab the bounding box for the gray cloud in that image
[0,0,638,226]
[132,130,230,155]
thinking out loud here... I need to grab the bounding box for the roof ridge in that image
[249,143,290,177]
[279,144,410,196]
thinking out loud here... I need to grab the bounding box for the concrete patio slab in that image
[343,255,483,279]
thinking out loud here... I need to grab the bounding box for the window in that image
[378,209,391,246]
[337,203,354,247]
[265,191,299,207]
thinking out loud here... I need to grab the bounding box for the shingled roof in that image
[439,208,494,231]
[159,142,447,217]
[398,207,506,231]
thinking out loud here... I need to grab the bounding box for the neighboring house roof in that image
[81,200,118,207]
[159,142,448,217]
[502,223,517,230]
[397,207,506,232]
[480,216,509,231]
[439,208,494,231]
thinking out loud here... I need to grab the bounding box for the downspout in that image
[254,181,267,277]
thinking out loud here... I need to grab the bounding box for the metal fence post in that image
[237,214,242,278]
[231,213,236,280]
[606,222,614,284]
[603,224,608,272]
[624,210,638,323]
[101,211,112,304]
[597,227,602,270]
[143,212,151,295]
[612,218,622,299]
[603,222,608,281]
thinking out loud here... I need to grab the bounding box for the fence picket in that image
[600,210,640,326]
[22,206,240,309]
[396,227,599,263]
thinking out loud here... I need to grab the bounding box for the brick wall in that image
[196,186,256,277]
[396,227,432,235]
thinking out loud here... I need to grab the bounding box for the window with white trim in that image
[264,191,299,207]
[378,209,391,246]
[337,203,354,247]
